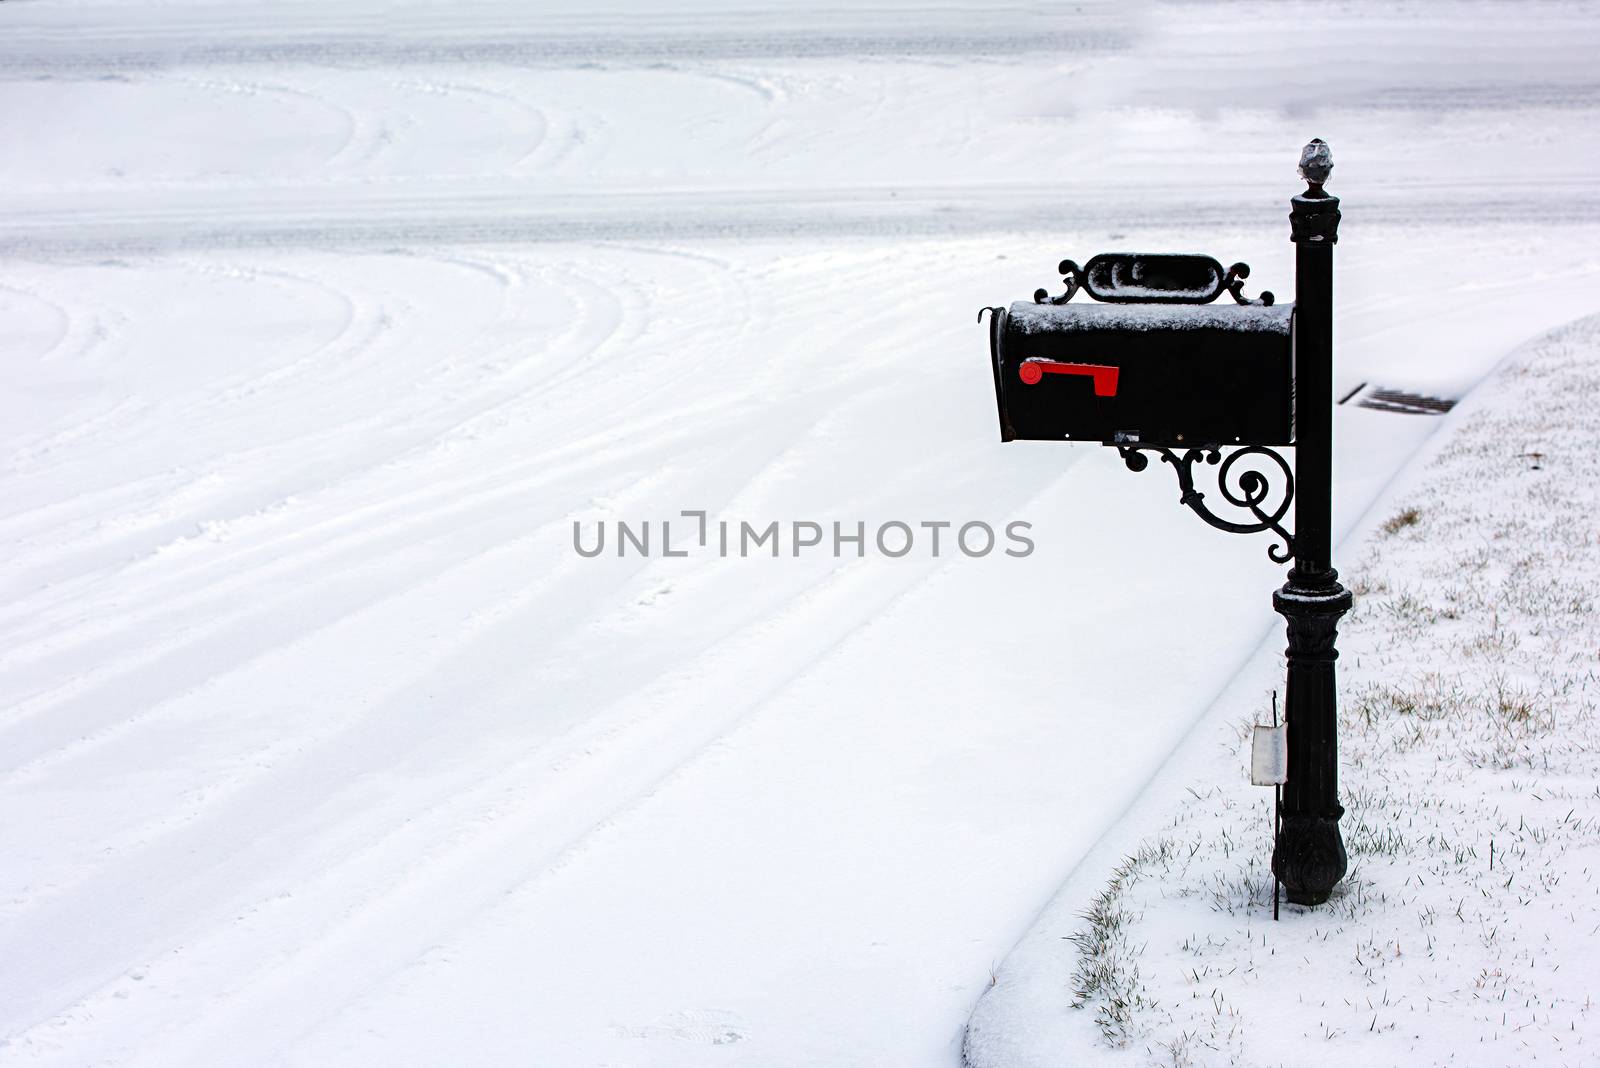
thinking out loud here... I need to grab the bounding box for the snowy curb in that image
[965,311,1600,1068]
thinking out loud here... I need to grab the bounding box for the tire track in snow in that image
[0,261,352,483]
[2,240,983,788]
[10,182,1600,256]
[0,251,624,657]
[0,244,767,770]
[3,230,1024,1068]
[0,247,953,1048]
[0,357,772,787]
[1,487,979,1065]
[0,9,1134,76]
[0,459,690,1018]
[172,73,359,174]
[387,77,555,173]
[0,282,72,365]
[0,395,870,1047]
[0,238,754,655]
[0,247,556,596]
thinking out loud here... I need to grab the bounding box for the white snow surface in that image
[3,2,1600,1066]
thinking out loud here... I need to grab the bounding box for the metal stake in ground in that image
[1273,691,1281,921]
[1271,139,1353,906]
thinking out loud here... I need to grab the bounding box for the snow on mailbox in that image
[983,253,1292,447]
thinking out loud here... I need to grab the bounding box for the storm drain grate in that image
[1339,382,1459,416]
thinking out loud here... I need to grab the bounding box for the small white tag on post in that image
[1251,723,1287,785]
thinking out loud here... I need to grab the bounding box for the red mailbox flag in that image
[1017,358,1119,397]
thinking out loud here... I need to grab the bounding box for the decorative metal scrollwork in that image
[1032,259,1084,306]
[1033,254,1273,307]
[1221,262,1275,306]
[1117,445,1295,562]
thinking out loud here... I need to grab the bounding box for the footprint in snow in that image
[612,1008,747,1045]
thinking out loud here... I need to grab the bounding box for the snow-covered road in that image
[3,2,1599,1065]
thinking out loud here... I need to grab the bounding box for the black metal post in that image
[1271,139,1352,905]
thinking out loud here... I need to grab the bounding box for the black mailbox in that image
[985,254,1294,447]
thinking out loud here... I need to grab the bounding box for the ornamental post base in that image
[1270,577,1352,906]
[1273,810,1348,905]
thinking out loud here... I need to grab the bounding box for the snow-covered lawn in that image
[4,2,1600,1065]
[966,313,1600,1067]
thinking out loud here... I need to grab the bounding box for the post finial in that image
[1298,138,1333,191]
[1290,138,1340,242]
